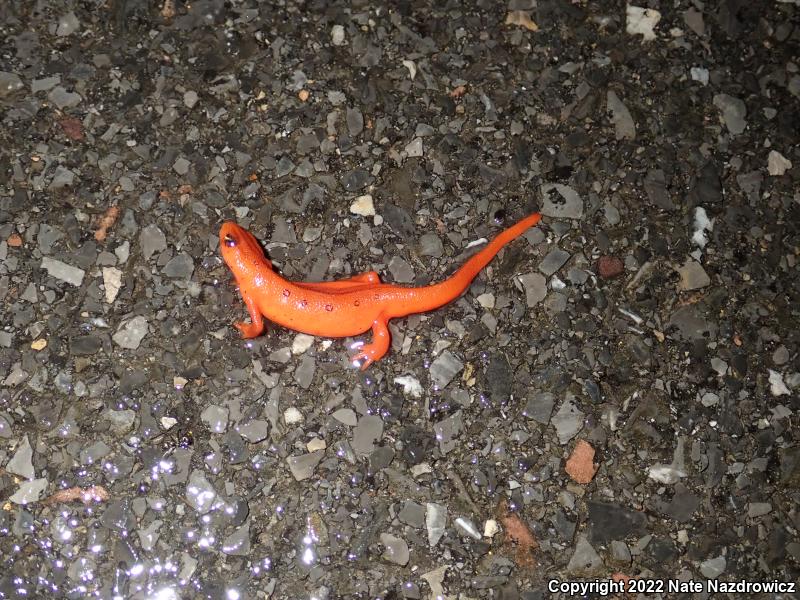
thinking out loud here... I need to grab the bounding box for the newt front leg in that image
[351,315,391,370]
[234,290,265,338]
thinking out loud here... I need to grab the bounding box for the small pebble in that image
[767,150,792,176]
[597,256,624,279]
[350,194,375,216]
[331,24,345,46]
[284,407,304,425]
[112,316,149,349]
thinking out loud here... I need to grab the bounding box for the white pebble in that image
[626,5,661,41]
[484,519,500,538]
[331,24,345,46]
[767,150,792,176]
[350,194,375,216]
[102,267,123,303]
[307,437,327,452]
[393,375,423,398]
[292,333,314,355]
[768,369,791,396]
[284,407,304,424]
[476,293,495,309]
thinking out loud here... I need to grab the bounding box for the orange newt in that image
[220,212,542,369]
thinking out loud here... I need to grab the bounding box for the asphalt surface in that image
[0,0,799,598]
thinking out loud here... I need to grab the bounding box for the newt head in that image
[219,222,272,282]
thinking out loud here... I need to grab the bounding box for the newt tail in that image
[220,212,542,369]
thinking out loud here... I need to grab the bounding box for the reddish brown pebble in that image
[565,439,599,484]
[7,233,23,247]
[597,255,624,279]
[59,117,84,141]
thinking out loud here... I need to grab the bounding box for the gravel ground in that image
[1,0,799,598]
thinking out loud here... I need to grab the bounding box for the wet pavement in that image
[1,0,799,598]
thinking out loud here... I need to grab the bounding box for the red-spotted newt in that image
[220,212,542,369]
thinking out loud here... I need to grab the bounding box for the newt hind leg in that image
[351,315,391,370]
[295,270,381,293]
[234,291,265,338]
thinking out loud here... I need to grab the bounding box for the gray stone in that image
[0,413,12,438]
[0,71,24,98]
[286,451,324,481]
[415,123,435,137]
[713,94,746,135]
[222,520,251,555]
[104,409,136,433]
[185,470,218,514]
[80,441,111,465]
[173,157,190,175]
[388,256,415,283]
[21,283,38,302]
[668,305,717,341]
[539,248,571,276]
[138,520,163,552]
[163,253,194,279]
[540,183,583,219]
[405,137,424,157]
[426,502,447,547]
[9,478,48,504]
[587,501,648,544]
[275,156,295,177]
[429,351,463,390]
[183,90,198,108]
[433,410,463,455]
[418,232,443,257]
[380,533,410,565]
[332,408,357,426]
[518,272,547,307]
[567,535,603,575]
[159,107,179,127]
[398,501,426,528]
[368,446,395,473]
[747,502,772,518]
[37,224,64,254]
[552,395,584,444]
[644,169,675,210]
[237,420,269,443]
[346,107,364,136]
[48,86,81,109]
[341,168,372,192]
[664,483,700,523]
[49,166,75,190]
[294,158,313,178]
[607,90,636,140]
[610,540,631,565]
[41,257,84,286]
[56,11,80,36]
[6,435,35,479]
[522,392,556,424]
[454,517,482,540]
[352,415,383,456]
[71,336,102,355]
[140,224,167,260]
[112,315,149,349]
[677,260,710,291]
[773,345,790,366]
[699,555,726,578]
[294,354,316,389]
[201,405,229,433]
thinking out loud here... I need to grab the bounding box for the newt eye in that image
[224,234,237,248]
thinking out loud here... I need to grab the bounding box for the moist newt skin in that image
[220,213,542,369]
